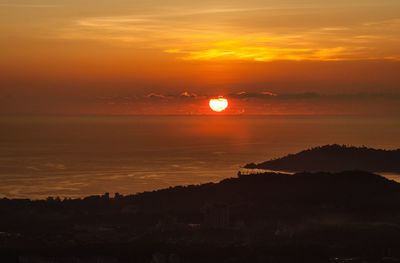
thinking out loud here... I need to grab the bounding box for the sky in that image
[0,0,400,115]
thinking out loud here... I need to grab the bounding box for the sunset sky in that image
[1,0,400,115]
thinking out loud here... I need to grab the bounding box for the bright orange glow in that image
[1,1,400,116]
[209,97,229,112]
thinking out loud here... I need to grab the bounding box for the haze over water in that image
[1,115,399,199]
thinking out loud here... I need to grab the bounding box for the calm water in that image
[1,116,399,199]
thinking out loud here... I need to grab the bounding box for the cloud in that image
[45,163,66,170]
[0,3,58,8]
[260,91,278,96]
[228,91,278,99]
[5,88,399,115]
[146,93,168,99]
[172,46,352,62]
[227,91,400,101]
[180,91,198,98]
[56,4,400,62]
[26,162,66,171]
[116,91,400,103]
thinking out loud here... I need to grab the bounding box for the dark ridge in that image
[2,171,400,261]
[244,144,400,172]
[1,171,400,229]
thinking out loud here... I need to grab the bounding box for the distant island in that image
[2,170,400,262]
[245,144,400,173]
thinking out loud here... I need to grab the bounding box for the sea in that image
[0,115,399,199]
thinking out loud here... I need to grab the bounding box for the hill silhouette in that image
[2,171,400,262]
[244,144,400,173]
[125,170,400,216]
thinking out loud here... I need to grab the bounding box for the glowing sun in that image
[209,97,228,112]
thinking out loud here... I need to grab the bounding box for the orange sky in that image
[0,0,399,115]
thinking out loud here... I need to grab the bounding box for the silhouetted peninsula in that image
[245,144,400,173]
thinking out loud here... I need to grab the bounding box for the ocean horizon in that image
[1,115,399,199]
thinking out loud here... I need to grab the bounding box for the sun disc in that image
[209,97,228,112]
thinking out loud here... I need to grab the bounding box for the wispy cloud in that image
[54,6,400,61]
[146,93,167,100]
[227,91,400,101]
[97,91,400,103]
[0,3,58,8]
[180,91,198,98]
